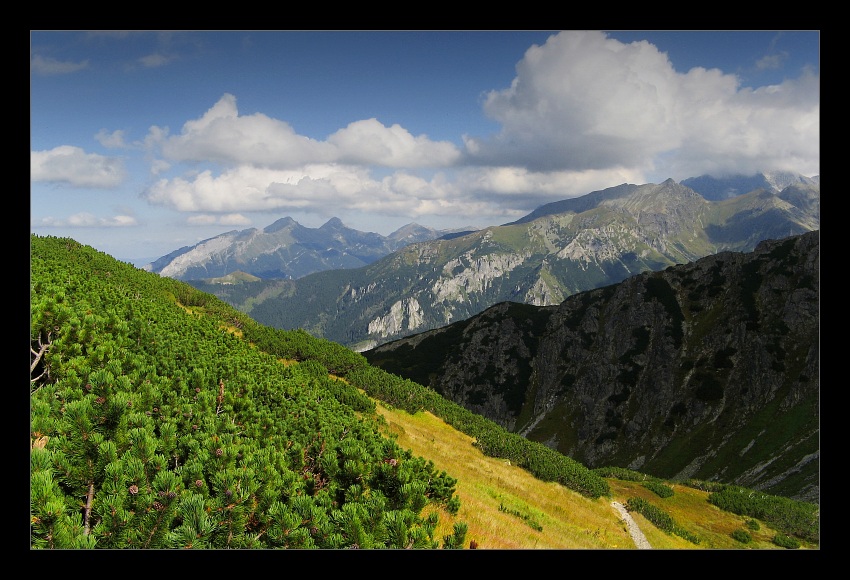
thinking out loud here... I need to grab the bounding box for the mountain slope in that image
[30,234,465,548]
[144,216,474,281]
[30,235,819,549]
[364,231,820,504]
[240,179,818,350]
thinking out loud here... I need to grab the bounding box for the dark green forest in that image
[30,235,818,548]
[31,235,465,548]
[30,235,608,548]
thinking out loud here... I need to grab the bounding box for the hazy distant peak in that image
[263,216,299,233]
[389,222,432,238]
[681,171,817,202]
[320,217,346,229]
[761,171,819,191]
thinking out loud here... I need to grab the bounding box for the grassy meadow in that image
[374,402,817,550]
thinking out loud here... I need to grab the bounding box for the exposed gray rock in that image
[365,231,819,503]
[245,179,819,350]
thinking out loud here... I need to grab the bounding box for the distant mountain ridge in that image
[144,217,476,281]
[220,176,819,350]
[680,171,819,201]
[148,171,817,283]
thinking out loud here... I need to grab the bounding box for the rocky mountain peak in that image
[263,216,298,233]
[320,217,346,230]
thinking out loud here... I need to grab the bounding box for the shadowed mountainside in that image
[365,231,820,503]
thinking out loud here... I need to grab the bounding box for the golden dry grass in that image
[374,402,817,550]
[376,404,636,549]
[606,479,814,549]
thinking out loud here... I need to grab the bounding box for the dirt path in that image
[611,501,652,549]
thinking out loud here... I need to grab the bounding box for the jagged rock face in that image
[365,231,819,503]
[367,297,425,336]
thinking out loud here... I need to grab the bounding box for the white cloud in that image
[186,213,253,227]
[454,166,645,202]
[156,94,334,168]
[95,129,128,149]
[138,53,174,68]
[139,31,818,230]
[664,69,820,178]
[150,159,171,176]
[30,55,89,75]
[31,146,127,188]
[220,213,252,226]
[144,163,525,223]
[756,52,787,71]
[154,93,460,169]
[328,119,461,167]
[465,31,683,173]
[33,213,138,228]
[145,164,389,213]
[463,30,819,181]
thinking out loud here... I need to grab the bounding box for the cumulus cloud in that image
[328,119,461,167]
[464,31,683,173]
[31,146,127,188]
[464,30,819,180]
[451,166,646,209]
[143,163,523,223]
[95,129,129,149]
[664,68,820,178]
[146,164,400,213]
[150,159,171,176]
[140,31,817,228]
[155,94,334,167]
[154,93,460,169]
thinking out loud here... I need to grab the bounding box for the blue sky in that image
[31,30,820,264]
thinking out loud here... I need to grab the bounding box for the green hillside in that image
[29,235,819,549]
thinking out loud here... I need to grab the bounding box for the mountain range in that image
[184,172,819,350]
[144,216,476,280]
[149,171,818,282]
[363,231,819,503]
[680,171,819,202]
